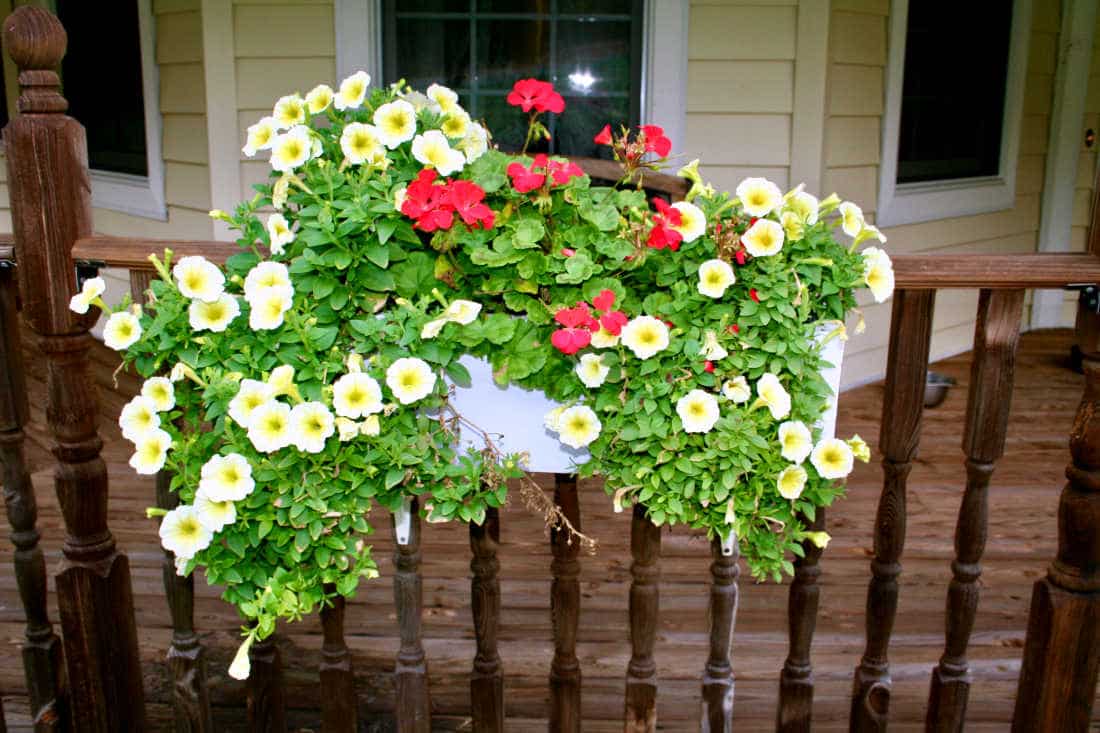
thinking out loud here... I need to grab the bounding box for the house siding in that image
[826,0,1062,388]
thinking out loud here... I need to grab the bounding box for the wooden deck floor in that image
[1,328,1097,731]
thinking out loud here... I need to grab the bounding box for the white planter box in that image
[449,324,845,474]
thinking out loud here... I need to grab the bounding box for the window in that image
[381,0,644,157]
[55,0,166,219]
[876,0,1031,227]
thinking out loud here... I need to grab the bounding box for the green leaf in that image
[555,251,598,284]
[365,243,390,268]
[513,218,546,248]
[376,219,397,245]
[393,252,436,297]
[482,313,517,345]
[384,468,405,490]
[445,360,472,388]
[359,264,396,292]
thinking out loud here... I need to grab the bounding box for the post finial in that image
[3,6,66,73]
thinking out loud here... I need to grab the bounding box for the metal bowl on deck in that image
[924,371,956,408]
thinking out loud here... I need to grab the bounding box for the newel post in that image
[1011,309,1100,732]
[2,7,146,730]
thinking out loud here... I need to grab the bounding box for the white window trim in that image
[876,0,1031,228]
[88,0,167,221]
[334,0,687,153]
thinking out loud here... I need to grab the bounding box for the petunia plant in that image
[75,72,894,677]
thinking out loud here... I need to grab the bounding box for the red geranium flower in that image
[593,124,612,146]
[704,361,715,373]
[591,289,628,335]
[551,304,598,354]
[506,160,547,193]
[639,124,672,157]
[646,197,684,251]
[507,78,565,114]
[735,250,747,266]
[749,288,760,303]
[446,180,495,229]
[548,159,584,186]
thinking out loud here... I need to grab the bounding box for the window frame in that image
[85,0,167,221]
[334,0,687,153]
[876,0,1032,227]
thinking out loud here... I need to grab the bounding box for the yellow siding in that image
[826,1,1060,388]
[234,0,336,201]
[686,0,798,190]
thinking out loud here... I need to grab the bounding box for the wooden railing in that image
[0,5,1098,732]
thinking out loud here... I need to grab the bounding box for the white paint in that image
[1031,0,1099,329]
[201,0,242,241]
[814,323,846,442]
[448,355,589,474]
[876,0,1032,227]
[789,0,830,194]
[334,0,382,85]
[393,495,412,546]
[642,0,689,153]
[90,0,166,221]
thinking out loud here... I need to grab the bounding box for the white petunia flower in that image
[158,505,213,560]
[385,357,436,405]
[839,201,864,238]
[334,70,371,111]
[228,379,273,428]
[340,122,386,166]
[811,437,855,479]
[786,190,819,225]
[248,289,293,330]
[427,83,459,113]
[129,427,172,474]
[247,401,293,453]
[189,294,240,333]
[193,489,236,532]
[270,125,313,172]
[444,299,481,324]
[305,84,334,114]
[848,434,871,463]
[700,330,728,361]
[697,259,736,298]
[69,276,105,314]
[119,396,161,442]
[103,311,142,351]
[332,372,383,419]
[722,376,752,403]
[336,417,360,442]
[576,353,610,388]
[777,464,808,499]
[544,406,566,434]
[676,389,721,434]
[374,100,418,149]
[458,122,489,163]
[272,94,306,129]
[780,211,805,242]
[141,377,175,412]
[242,116,278,157]
[266,213,294,256]
[590,325,620,348]
[360,414,381,436]
[620,316,670,360]
[736,177,783,217]
[198,453,255,502]
[289,401,335,454]
[556,405,601,449]
[778,421,813,464]
[173,256,225,302]
[440,110,470,140]
[670,201,706,242]
[411,130,466,176]
[243,261,293,301]
[421,318,447,339]
[741,219,785,258]
[755,373,791,420]
[861,246,894,303]
[267,365,296,397]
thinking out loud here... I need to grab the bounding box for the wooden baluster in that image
[393,497,431,732]
[320,585,357,732]
[247,634,287,732]
[850,289,935,732]
[777,508,826,732]
[926,289,1024,732]
[2,8,146,729]
[156,472,214,732]
[701,534,739,732]
[549,473,582,733]
[469,505,503,732]
[0,260,65,729]
[1011,307,1100,732]
[624,503,661,732]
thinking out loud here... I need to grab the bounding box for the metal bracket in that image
[393,496,413,546]
[1067,284,1100,314]
[720,530,737,557]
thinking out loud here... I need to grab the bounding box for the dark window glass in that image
[896,2,1012,184]
[56,0,148,177]
[383,0,643,157]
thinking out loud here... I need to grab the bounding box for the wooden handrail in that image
[61,236,1100,291]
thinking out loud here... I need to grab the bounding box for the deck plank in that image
[1,329,1098,730]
